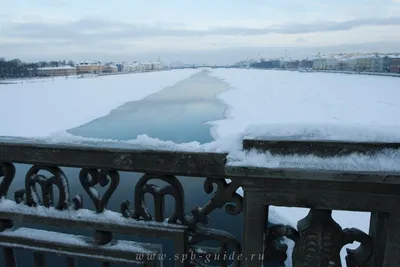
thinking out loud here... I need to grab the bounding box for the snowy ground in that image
[1,68,400,266]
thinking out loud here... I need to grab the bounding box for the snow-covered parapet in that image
[0,135,399,266]
[0,150,238,266]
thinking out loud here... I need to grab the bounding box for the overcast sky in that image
[1,0,400,64]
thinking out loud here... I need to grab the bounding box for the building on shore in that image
[0,57,4,62]
[299,59,313,69]
[389,55,400,73]
[151,61,164,71]
[337,60,348,71]
[325,57,338,70]
[37,66,77,77]
[312,56,325,70]
[141,62,152,71]
[343,54,391,72]
[116,62,130,72]
[102,64,118,73]
[247,52,399,73]
[75,61,103,74]
[370,55,391,72]
[250,59,281,69]
[128,63,144,72]
[355,56,373,72]
[345,57,358,71]
[313,56,339,70]
[284,60,299,69]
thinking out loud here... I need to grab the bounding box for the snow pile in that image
[242,123,400,142]
[228,146,400,171]
[28,123,400,172]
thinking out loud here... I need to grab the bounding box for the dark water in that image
[3,70,275,266]
[68,69,227,144]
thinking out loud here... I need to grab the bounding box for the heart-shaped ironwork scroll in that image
[0,163,16,199]
[79,168,119,213]
[23,165,73,210]
[121,173,187,224]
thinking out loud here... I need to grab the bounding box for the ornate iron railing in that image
[0,140,399,267]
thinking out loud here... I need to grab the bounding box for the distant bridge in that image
[170,65,238,69]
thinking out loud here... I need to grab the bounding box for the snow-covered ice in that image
[0,69,199,137]
[209,69,400,139]
[1,69,400,266]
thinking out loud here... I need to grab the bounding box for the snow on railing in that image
[0,140,400,267]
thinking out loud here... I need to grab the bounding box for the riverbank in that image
[308,69,400,77]
[248,68,400,77]
[0,69,172,84]
[97,69,169,77]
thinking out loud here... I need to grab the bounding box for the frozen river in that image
[1,68,400,266]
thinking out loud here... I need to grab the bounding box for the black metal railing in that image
[0,140,399,267]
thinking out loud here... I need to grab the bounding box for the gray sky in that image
[1,0,400,64]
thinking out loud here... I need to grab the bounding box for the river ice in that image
[5,68,400,171]
[0,69,200,137]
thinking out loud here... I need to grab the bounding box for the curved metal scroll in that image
[187,178,243,266]
[121,174,244,267]
[79,168,119,213]
[0,163,16,232]
[189,228,241,267]
[122,175,243,227]
[343,227,373,267]
[265,224,299,263]
[188,178,243,229]
[0,163,15,199]
[14,165,81,210]
[265,209,373,267]
[121,173,188,224]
